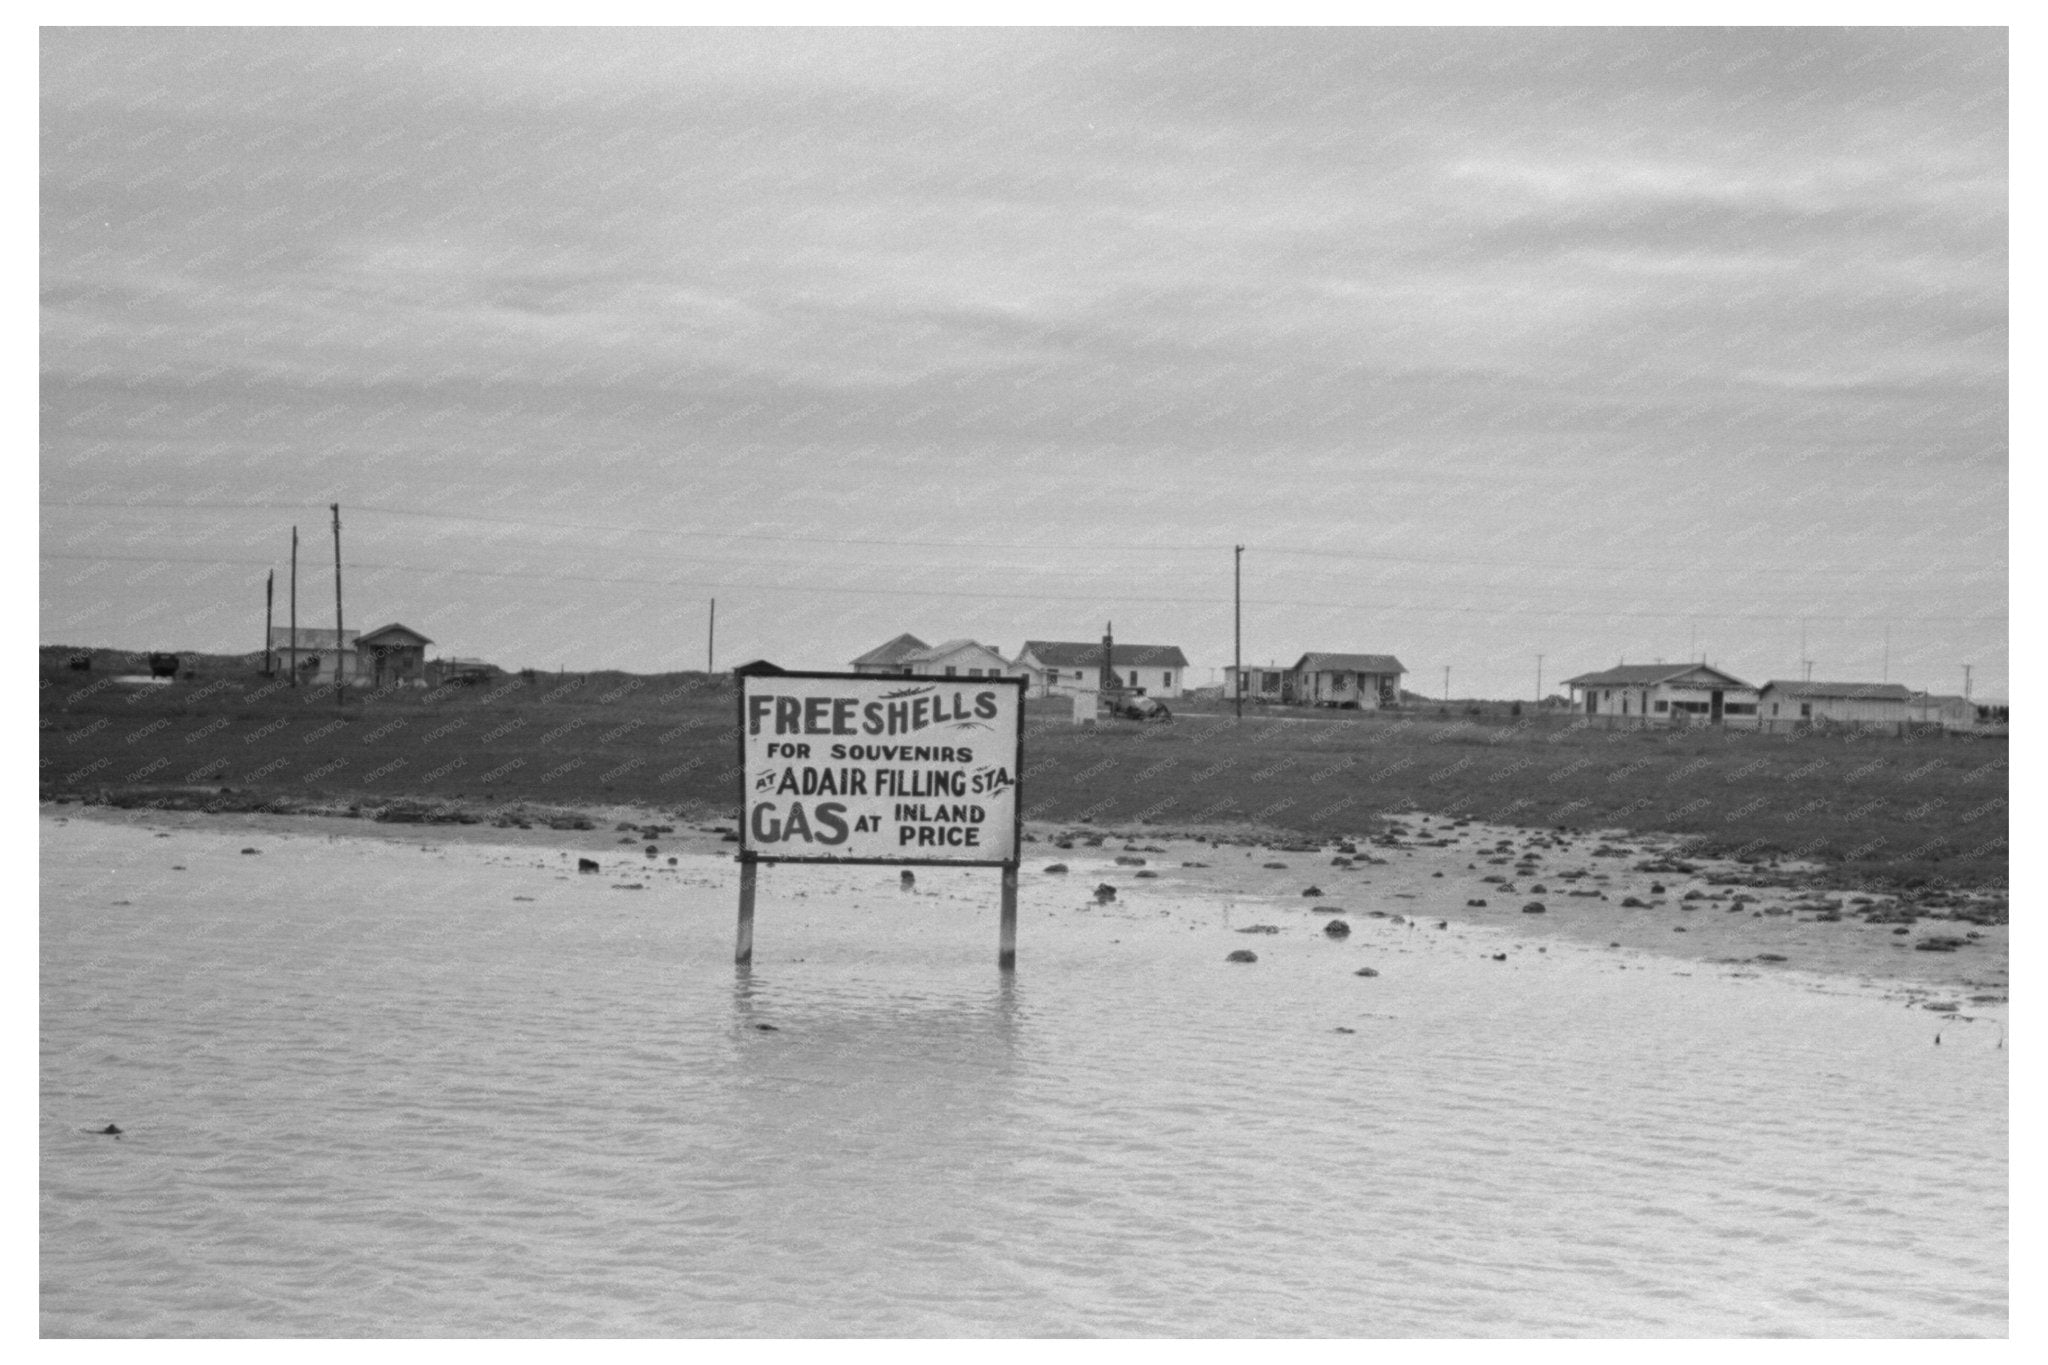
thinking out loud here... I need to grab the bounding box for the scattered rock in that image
[240,847,260,855]
[1755,953,1787,962]
[1353,966,1380,977]
[98,1124,121,1136]
[1114,855,1147,866]
[1262,862,1288,870]
[1466,898,1488,908]
[1226,949,1259,963]
[1490,952,1508,961]
[901,870,916,890]
[1236,924,1280,935]
[1521,902,1546,914]
[1301,886,1324,897]
[1094,884,1117,903]
[1322,919,1351,938]
[577,858,600,873]
[1044,863,1069,875]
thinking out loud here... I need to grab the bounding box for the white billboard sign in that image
[737,672,1025,866]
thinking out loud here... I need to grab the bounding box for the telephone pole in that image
[331,503,344,707]
[289,526,298,686]
[1535,653,1544,703]
[707,598,716,674]
[1963,664,1972,701]
[1443,666,1450,702]
[1233,545,1243,721]
[264,570,274,675]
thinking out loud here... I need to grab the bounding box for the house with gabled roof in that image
[1564,663,1759,725]
[850,633,930,674]
[1287,652,1406,708]
[357,622,433,687]
[849,634,1017,680]
[1758,680,1911,729]
[1015,640,1188,698]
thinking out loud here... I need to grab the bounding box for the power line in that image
[39,499,2005,580]
[37,552,2010,623]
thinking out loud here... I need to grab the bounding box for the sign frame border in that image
[734,668,1027,869]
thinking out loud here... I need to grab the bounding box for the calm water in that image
[41,817,2007,1336]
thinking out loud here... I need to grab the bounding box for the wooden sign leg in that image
[998,863,1018,972]
[736,858,757,968]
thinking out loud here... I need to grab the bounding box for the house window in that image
[1800,703,1811,719]
[1724,703,1756,715]
[1771,703,1779,717]
[1162,672,1173,688]
[945,666,956,676]
[1654,700,1667,713]
[1129,671,1138,687]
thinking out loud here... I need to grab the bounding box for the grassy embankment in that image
[40,656,2006,888]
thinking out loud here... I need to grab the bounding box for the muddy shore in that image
[45,794,2007,999]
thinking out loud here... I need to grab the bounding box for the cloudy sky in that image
[40,27,2008,699]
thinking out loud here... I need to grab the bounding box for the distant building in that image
[1285,652,1406,708]
[356,622,433,687]
[1758,681,1912,729]
[1908,692,1978,731]
[899,639,1017,679]
[437,657,498,685]
[1564,664,1759,725]
[1016,641,1188,698]
[850,634,930,674]
[270,626,358,685]
[1223,663,1290,703]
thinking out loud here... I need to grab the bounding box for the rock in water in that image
[1225,949,1259,963]
[577,858,600,873]
[1094,883,1117,903]
[1521,902,1546,914]
[1354,966,1380,977]
[1301,886,1324,897]
[900,870,916,890]
[1323,919,1351,938]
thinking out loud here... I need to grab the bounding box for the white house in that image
[1909,693,1979,731]
[1286,652,1405,708]
[1015,641,1188,698]
[1564,663,1759,725]
[1223,663,1289,704]
[899,639,1016,679]
[1758,681,1913,729]
[850,633,930,674]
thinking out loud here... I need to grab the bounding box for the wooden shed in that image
[1565,664,1759,726]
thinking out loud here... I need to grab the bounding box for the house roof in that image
[358,622,433,647]
[1914,693,1972,707]
[1292,652,1405,676]
[850,633,929,667]
[1563,663,1755,690]
[1760,680,1914,702]
[1020,640,1190,669]
[902,638,1002,663]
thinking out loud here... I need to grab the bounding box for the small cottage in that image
[850,633,930,674]
[1564,664,1759,725]
[356,623,433,687]
[269,626,358,685]
[1287,653,1406,708]
[1016,641,1188,698]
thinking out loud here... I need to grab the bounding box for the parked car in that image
[1111,695,1172,722]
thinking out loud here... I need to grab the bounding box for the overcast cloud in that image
[40,27,2008,698]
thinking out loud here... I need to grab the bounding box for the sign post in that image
[735,671,1026,971]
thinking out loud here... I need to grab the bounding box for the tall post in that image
[707,597,716,674]
[1963,664,1972,702]
[331,503,344,706]
[1535,653,1544,704]
[264,570,274,675]
[735,857,757,967]
[998,864,1018,972]
[1443,666,1450,702]
[289,526,299,686]
[1233,544,1243,721]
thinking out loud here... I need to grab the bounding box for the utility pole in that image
[1233,545,1243,721]
[1535,653,1544,703]
[707,598,716,674]
[289,526,298,686]
[1443,665,1450,702]
[264,570,274,676]
[1800,619,1811,682]
[1963,664,1972,702]
[331,503,344,707]
[1882,622,1890,682]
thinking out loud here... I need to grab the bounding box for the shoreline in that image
[44,795,2008,999]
